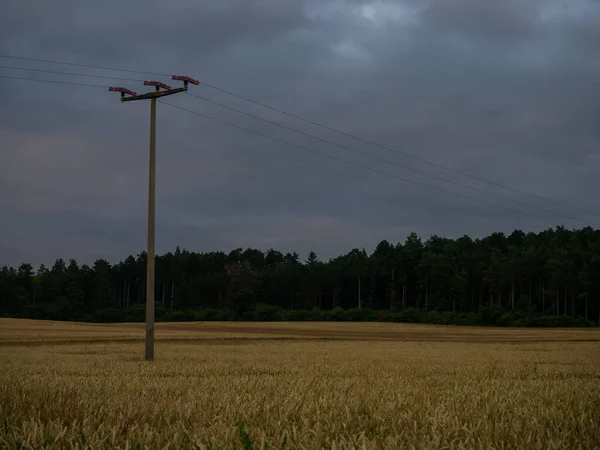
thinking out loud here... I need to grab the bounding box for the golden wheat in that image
[0,320,599,449]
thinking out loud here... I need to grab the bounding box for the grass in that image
[0,319,599,449]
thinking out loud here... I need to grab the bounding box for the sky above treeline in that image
[1,0,599,266]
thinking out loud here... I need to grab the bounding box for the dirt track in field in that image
[1,318,598,344]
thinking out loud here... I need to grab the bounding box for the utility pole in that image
[109,75,199,361]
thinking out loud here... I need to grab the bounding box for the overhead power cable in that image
[159,99,563,226]
[185,91,599,228]
[1,53,596,222]
[0,64,142,82]
[0,54,168,77]
[197,82,599,220]
[0,67,585,227]
[0,74,108,89]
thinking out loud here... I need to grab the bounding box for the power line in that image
[1,54,596,222]
[2,62,595,227]
[185,91,599,228]
[0,68,581,226]
[0,74,108,89]
[0,70,570,225]
[0,64,573,226]
[198,82,600,220]
[159,99,561,226]
[0,64,142,82]
[0,54,168,77]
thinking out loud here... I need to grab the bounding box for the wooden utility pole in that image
[109,76,199,361]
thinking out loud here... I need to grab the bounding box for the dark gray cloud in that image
[1,0,600,266]
[420,0,541,42]
[0,0,311,63]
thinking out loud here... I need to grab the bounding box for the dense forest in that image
[1,226,599,327]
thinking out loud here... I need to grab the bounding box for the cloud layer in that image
[1,0,599,266]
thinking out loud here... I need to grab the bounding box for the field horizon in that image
[2,318,599,345]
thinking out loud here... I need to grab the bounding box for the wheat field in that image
[1,319,599,449]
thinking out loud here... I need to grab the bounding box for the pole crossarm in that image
[121,86,187,102]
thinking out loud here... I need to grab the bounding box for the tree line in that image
[1,226,599,327]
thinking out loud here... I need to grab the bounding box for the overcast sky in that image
[1,0,599,267]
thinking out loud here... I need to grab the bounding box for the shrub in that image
[93,308,123,323]
[523,315,596,328]
[212,308,237,321]
[322,307,349,322]
[308,307,323,321]
[123,304,146,322]
[375,310,396,322]
[495,313,517,327]
[19,303,69,321]
[348,308,377,322]
[426,310,444,325]
[286,309,314,321]
[480,305,505,325]
[454,312,481,326]
[398,308,427,324]
[242,303,285,321]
